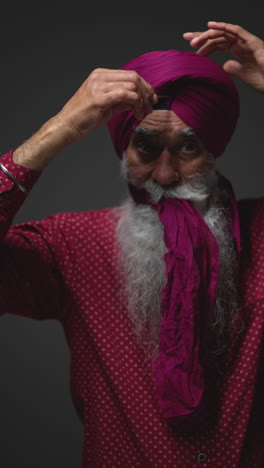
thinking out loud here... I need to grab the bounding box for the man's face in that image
[125,110,211,187]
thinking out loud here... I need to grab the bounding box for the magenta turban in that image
[107,50,240,157]
[107,51,242,425]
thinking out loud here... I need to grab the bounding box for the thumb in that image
[223,59,243,78]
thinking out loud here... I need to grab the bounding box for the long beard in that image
[116,157,241,359]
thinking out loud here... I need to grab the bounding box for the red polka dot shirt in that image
[0,150,264,467]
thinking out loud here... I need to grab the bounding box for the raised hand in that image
[13,69,158,170]
[183,21,264,93]
[57,68,158,143]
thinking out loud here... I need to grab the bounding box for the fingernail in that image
[153,93,158,104]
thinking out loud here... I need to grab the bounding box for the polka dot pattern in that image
[0,149,41,193]
[1,150,264,467]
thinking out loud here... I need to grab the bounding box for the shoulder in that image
[238,196,264,217]
[238,196,264,234]
[237,196,264,303]
[238,196,264,265]
[9,206,122,248]
[39,206,122,238]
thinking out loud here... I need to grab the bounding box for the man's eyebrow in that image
[180,128,198,138]
[134,126,198,138]
[134,127,160,137]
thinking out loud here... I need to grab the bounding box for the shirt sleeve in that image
[0,149,71,323]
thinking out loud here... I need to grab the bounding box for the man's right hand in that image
[13,69,157,171]
[58,68,158,142]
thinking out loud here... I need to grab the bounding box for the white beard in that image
[116,156,241,359]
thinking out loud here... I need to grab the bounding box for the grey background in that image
[0,3,263,467]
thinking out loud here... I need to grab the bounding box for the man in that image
[0,21,264,467]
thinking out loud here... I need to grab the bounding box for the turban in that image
[107,50,240,157]
[107,51,241,424]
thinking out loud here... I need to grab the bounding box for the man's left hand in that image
[183,21,264,93]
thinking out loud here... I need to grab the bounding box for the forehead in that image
[138,110,189,135]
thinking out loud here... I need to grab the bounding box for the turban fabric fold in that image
[107,50,241,423]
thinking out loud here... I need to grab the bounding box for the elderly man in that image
[0,21,264,467]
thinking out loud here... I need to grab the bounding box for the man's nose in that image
[151,150,180,186]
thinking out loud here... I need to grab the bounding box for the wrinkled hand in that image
[183,21,264,93]
[57,68,158,144]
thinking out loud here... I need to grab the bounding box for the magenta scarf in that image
[128,180,241,422]
[151,194,240,421]
[152,198,218,420]
[107,50,241,422]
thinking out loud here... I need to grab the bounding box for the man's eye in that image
[181,141,198,152]
[137,143,154,153]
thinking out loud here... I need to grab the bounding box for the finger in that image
[222,59,242,77]
[182,31,203,40]
[130,72,158,114]
[91,69,158,113]
[88,69,130,87]
[90,68,147,81]
[195,38,232,56]
[90,68,156,97]
[100,80,145,94]
[100,89,145,120]
[101,81,156,117]
[207,21,254,42]
[190,29,236,48]
[113,69,158,114]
